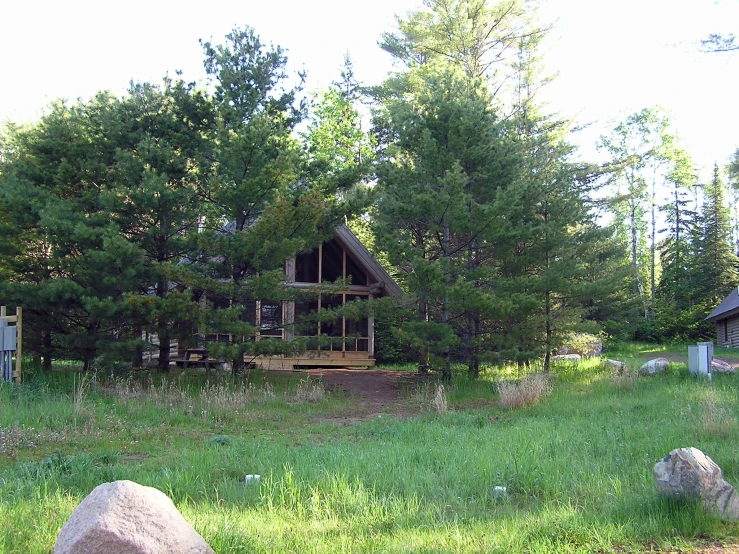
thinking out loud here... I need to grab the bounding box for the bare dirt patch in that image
[304,369,430,422]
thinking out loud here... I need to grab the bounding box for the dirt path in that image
[302,368,441,424]
[305,369,424,411]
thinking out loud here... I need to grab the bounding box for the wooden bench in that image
[174,349,225,370]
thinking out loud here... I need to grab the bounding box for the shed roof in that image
[706,287,739,322]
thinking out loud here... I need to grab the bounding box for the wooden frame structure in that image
[0,306,22,382]
[186,225,403,370]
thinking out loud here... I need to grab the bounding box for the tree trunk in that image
[650,176,656,314]
[544,208,552,374]
[157,279,171,372]
[417,298,429,373]
[466,240,479,378]
[441,221,451,383]
[544,289,552,374]
[132,324,143,368]
[41,327,52,372]
[631,200,639,301]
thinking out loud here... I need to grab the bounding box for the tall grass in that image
[497,373,550,409]
[0,362,738,552]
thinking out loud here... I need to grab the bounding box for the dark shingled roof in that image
[706,287,739,322]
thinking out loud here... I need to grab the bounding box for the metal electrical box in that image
[688,341,713,378]
[2,325,16,351]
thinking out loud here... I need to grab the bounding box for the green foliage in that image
[599,107,674,322]
[0,26,373,372]
[373,1,620,377]
[693,165,739,312]
[2,362,739,552]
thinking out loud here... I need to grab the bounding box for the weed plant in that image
[0,361,738,552]
[497,373,551,409]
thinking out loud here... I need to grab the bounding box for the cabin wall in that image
[716,316,739,347]
[142,332,179,363]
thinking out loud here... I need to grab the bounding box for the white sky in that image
[2,0,738,181]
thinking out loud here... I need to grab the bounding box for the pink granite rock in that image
[54,480,214,554]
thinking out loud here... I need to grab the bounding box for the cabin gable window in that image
[294,239,369,286]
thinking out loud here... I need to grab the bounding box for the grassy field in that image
[1,348,739,553]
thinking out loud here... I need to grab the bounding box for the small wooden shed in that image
[705,287,739,347]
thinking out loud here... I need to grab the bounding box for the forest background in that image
[2,0,739,381]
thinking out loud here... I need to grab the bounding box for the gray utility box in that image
[688,341,713,377]
[0,318,15,382]
[1,323,16,351]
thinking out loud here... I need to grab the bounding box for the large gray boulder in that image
[640,358,670,375]
[654,447,739,521]
[54,480,214,554]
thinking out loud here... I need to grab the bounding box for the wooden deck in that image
[171,348,374,371]
[252,351,375,370]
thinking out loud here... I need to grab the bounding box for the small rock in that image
[712,359,735,373]
[54,480,214,554]
[551,354,582,363]
[603,359,627,371]
[492,486,507,498]
[639,358,670,375]
[654,447,739,521]
[244,474,260,484]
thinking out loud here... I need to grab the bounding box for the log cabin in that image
[706,287,739,347]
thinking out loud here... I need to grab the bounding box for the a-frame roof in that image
[706,287,739,322]
[334,225,404,297]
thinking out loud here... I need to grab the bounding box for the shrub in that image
[293,378,325,403]
[559,332,602,357]
[431,384,448,414]
[611,367,637,391]
[497,374,550,409]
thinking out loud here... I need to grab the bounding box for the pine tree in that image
[492,31,607,371]
[655,146,699,337]
[0,83,212,371]
[375,66,515,380]
[692,164,739,334]
[197,27,359,373]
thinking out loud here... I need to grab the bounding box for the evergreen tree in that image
[197,27,361,373]
[374,0,622,377]
[492,31,607,371]
[0,97,142,370]
[375,66,515,380]
[655,146,699,337]
[0,82,212,371]
[692,164,739,334]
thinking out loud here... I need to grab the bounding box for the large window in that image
[295,248,320,283]
[259,302,283,338]
[294,293,369,352]
[294,239,368,286]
